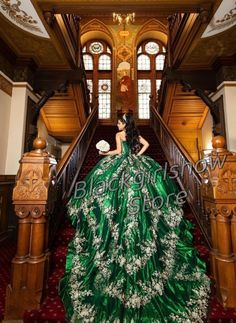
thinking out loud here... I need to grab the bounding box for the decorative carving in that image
[220,205,232,217]
[216,3,236,25]
[31,206,44,218]
[0,0,42,33]
[117,45,132,62]
[14,168,47,200]
[199,8,209,23]
[15,206,29,218]
[43,10,55,27]
[202,139,236,307]
[217,169,236,194]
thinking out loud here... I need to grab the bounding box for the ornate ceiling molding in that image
[202,0,236,38]
[0,0,49,38]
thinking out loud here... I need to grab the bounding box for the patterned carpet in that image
[1,125,236,322]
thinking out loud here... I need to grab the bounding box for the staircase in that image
[3,125,235,322]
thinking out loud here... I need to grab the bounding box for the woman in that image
[59,113,210,322]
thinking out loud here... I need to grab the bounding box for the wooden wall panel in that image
[162,82,208,161]
[172,129,201,161]
[40,84,88,142]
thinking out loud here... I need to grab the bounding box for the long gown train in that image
[59,140,211,322]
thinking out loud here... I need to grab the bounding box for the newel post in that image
[202,136,236,308]
[4,138,57,319]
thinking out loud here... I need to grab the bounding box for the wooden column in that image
[202,136,236,308]
[4,138,57,319]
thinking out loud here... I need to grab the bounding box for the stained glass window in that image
[98,80,111,119]
[138,80,151,119]
[145,42,159,54]
[156,54,165,70]
[89,41,104,54]
[83,54,93,70]
[137,54,150,70]
[82,40,112,119]
[99,54,111,70]
[137,40,165,118]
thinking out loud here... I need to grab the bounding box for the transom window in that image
[137,40,166,119]
[83,40,112,119]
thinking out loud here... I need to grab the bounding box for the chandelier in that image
[113,12,135,25]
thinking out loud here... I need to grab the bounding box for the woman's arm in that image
[99,133,122,156]
[136,135,149,156]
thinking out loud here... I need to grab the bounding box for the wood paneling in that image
[40,83,87,142]
[162,82,208,161]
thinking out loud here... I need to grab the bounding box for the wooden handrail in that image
[150,105,211,248]
[56,104,98,199]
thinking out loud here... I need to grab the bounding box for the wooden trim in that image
[0,73,13,96]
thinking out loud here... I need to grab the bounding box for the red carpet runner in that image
[1,125,236,322]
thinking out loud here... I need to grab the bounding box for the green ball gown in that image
[59,140,211,322]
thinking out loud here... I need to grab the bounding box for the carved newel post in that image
[202,136,236,308]
[5,138,57,319]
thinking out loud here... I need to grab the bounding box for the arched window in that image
[137,40,166,119]
[99,54,111,70]
[156,54,165,70]
[137,55,150,70]
[82,40,112,119]
[83,54,93,70]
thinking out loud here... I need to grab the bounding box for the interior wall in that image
[210,81,236,152]
[0,88,11,174]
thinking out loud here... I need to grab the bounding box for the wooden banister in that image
[201,136,236,308]
[151,106,236,308]
[4,138,57,320]
[150,105,211,247]
[4,103,98,319]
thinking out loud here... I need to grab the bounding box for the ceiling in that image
[1,0,234,71]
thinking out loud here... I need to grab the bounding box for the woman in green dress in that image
[59,113,211,322]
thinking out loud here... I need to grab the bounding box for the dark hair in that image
[118,113,141,154]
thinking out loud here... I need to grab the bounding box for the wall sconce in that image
[113,12,135,25]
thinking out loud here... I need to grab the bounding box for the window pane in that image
[156,79,162,91]
[89,41,104,54]
[145,41,159,54]
[156,54,165,70]
[138,80,151,119]
[137,46,142,54]
[82,46,86,52]
[98,80,111,119]
[83,54,93,70]
[138,54,150,70]
[99,54,111,70]
[107,47,111,53]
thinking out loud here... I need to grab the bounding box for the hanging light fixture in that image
[113,12,135,25]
